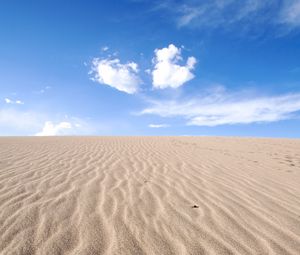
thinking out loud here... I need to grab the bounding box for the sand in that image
[0,136,300,255]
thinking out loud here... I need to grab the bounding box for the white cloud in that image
[148,123,170,128]
[152,44,196,89]
[4,98,24,104]
[140,92,300,126]
[34,117,95,136]
[91,58,141,94]
[35,121,72,136]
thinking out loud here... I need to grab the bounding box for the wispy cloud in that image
[91,58,141,94]
[140,91,300,126]
[148,123,170,128]
[279,0,300,27]
[154,0,300,34]
[152,44,196,89]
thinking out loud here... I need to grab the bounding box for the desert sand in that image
[0,137,300,255]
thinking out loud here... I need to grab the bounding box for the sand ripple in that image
[0,137,300,254]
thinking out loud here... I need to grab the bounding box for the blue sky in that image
[1,0,300,137]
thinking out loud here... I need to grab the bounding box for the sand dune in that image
[0,137,300,254]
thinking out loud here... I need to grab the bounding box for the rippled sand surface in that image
[1,137,300,255]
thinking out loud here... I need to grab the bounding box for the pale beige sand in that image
[1,137,300,255]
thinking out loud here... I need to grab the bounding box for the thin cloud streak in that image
[148,123,170,128]
[140,92,300,126]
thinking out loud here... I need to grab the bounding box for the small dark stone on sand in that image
[192,205,199,208]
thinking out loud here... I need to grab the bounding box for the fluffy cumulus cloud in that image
[148,123,170,128]
[35,121,72,136]
[141,92,300,126]
[152,44,196,89]
[91,58,141,94]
